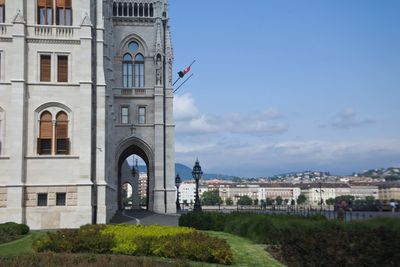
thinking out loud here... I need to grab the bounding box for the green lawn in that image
[203,231,285,267]
[0,231,46,257]
[0,230,285,267]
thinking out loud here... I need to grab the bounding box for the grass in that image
[204,231,285,267]
[0,230,285,267]
[0,231,46,257]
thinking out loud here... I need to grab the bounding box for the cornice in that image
[26,38,81,45]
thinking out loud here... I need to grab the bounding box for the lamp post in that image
[192,159,203,212]
[175,173,182,212]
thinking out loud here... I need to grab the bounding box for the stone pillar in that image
[8,9,26,223]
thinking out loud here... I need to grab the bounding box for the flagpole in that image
[173,73,194,94]
[173,60,196,86]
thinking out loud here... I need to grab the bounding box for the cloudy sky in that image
[169,0,400,177]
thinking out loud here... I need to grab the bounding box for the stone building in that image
[0,0,175,229]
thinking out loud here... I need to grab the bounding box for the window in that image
[56,193,66,206]
[122,54,132,88]
[37,193,48,206]
[0,107,3,155]
[57,55,68,82]
[37,109,70,155]
[55,111,69,154]
[0,0,5,23]
[38,0,53,25]
[120,106,129,124]
[138,107,146,124]
[56,0,72,26]
[38,111,53,155]
[40,55,51,82]
[134,54,144,88]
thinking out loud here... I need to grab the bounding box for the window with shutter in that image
[40,55,51,82]
[0,0,5,23]
[56,0,72,26]
[38,0,53,25]
[38,111,52,155]
[57,55,68,82]
[55,111,69,154]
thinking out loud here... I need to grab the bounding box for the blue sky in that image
[169,0,400,177]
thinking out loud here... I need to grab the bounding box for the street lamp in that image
[175,173,182,212]
[192,159,203,212]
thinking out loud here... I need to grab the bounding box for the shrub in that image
[0,222,30,244]
[33,224,233,265]
[179,212,400,267]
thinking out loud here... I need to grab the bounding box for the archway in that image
[116,137,154,211]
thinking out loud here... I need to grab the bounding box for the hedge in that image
[179,212,400,267]
[33,224,233,265]
[0,222,30,244]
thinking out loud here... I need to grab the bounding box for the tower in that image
[104,0,175,216]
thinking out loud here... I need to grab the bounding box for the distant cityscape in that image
[124,163,400,207]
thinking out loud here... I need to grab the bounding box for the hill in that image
[357,167,400,181]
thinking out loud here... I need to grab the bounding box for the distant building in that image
[378,183,400,201]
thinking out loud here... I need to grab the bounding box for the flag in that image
[178,65,191,78]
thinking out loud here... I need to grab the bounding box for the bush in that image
[33,224,233,265]
[179,212,400,267]
[0,222,30,244]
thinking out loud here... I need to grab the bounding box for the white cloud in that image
[332,108,375,129]
[174,93,288,136]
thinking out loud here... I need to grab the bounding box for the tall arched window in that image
[56,0,72,26]
[113,2,117,16]
[38,111,53,155]
[139,3,143,17]
[38,0,53,25]
[123,53,133,88]
[134,54,144,88]
[55,111,69,154]
[134,3,138,16]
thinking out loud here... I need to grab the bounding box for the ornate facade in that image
[0,0,175,229]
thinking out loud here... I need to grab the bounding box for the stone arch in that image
[118,33,149,58]
[115,136,154,210]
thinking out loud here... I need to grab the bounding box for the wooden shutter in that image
[40,112,52,138]
[38,0,53,7]
[56,112,68,138]
[56,0,71,7]
[57,56,68,82]
[40,55,51,82]
[0,0,5,6]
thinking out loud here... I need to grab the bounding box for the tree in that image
[326,198,335,205]
[284,199,289,205]
[225,198,233,205]
[237,195,253,205]
[291,199,296,206]
[253,199,259,206]
[335,195,355,203]
[201,190,223,206]
[265,198,274,205]
[297,194,307,205]
[276,196,283,205]
[365,196,375,204]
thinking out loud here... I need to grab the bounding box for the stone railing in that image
[0,24,12,38]
[27,25,79,40]
[114,87,153,96]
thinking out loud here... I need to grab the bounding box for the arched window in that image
[128,3,133,16]
[38,111,53,155]
[56,0,72,26]
[144,3,149,17]
[118,2,123,16]
[139,3,143,17]
[38,0,53,25]
[55,111,69,154]
[134,3,138,16]
[134,54,144,88]
[123,3,128,16]
[113,2,117,16]
[149,4,154,17]
[123,53,133,88]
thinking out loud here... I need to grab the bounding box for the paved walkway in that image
[110,209,180,226]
